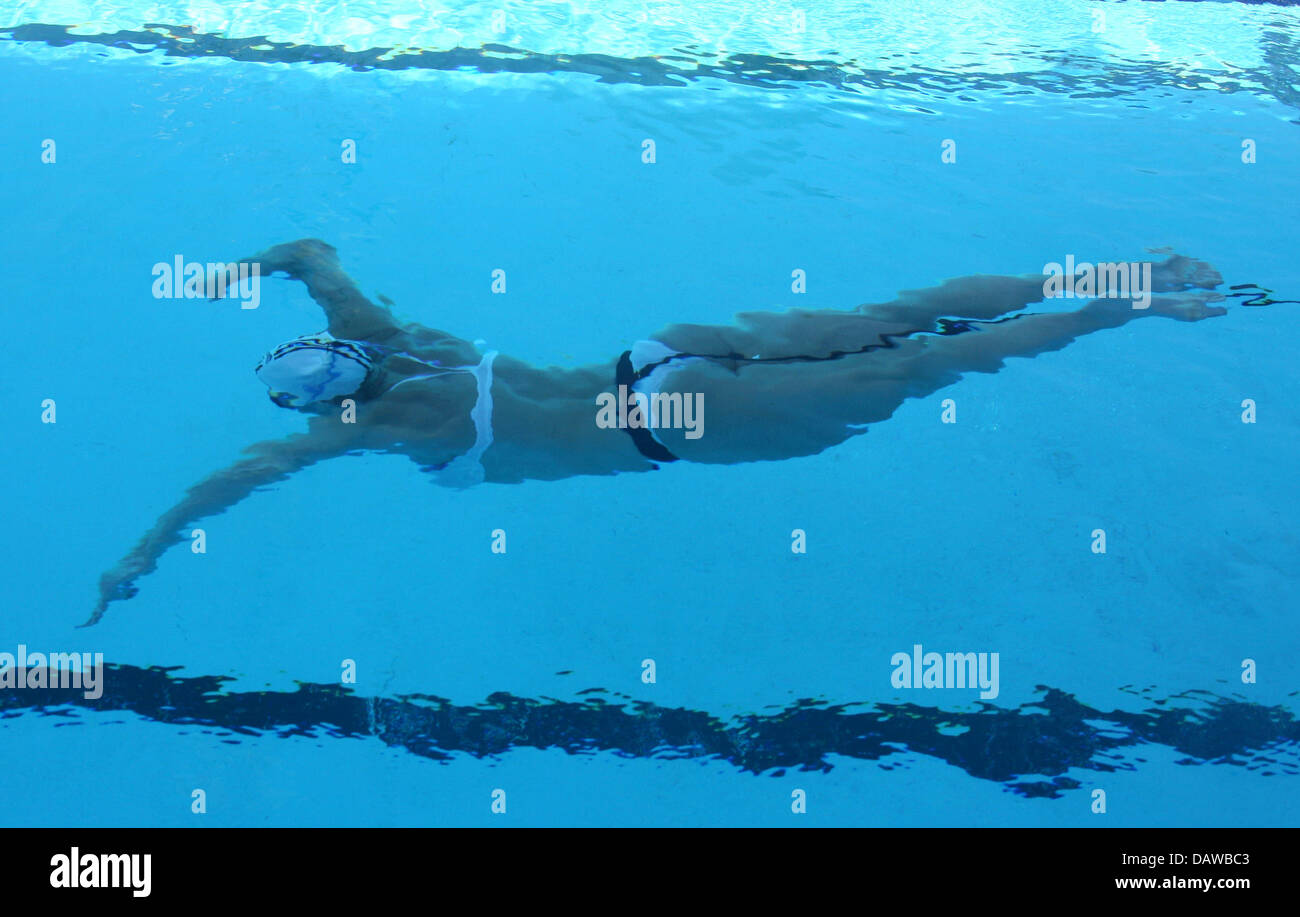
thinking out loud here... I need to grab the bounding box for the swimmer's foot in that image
[1145,291,1229,322]
[1150,254,1223,293]
[1082,289,1227,323]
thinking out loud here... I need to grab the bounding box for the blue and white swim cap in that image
[255,332,373,407]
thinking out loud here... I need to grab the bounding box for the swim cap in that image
[255,333,373,407]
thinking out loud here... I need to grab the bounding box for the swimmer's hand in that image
[83,432,346,626]
[85,535,171,627]
[84,567,145,627]
[209,238,338,299]
[209,238,401,342]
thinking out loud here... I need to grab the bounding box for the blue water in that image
[1,1,1298,826]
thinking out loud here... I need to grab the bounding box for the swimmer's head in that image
[255,333,374,409]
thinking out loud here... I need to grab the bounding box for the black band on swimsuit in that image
[615,351,680,465]
[609,319,1005,466]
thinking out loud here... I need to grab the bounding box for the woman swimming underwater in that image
[89,238,1234,625]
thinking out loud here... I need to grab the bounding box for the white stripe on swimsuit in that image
[434,350,499,489]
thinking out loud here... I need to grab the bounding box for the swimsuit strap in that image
[616,350,680,465]
[434,350,499,488]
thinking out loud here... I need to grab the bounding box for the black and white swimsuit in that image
[614,339,711,465]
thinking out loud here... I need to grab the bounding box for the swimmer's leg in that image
[216,238,401,342]
[650,254,1223,362]
[857,254,1221,325]
[646,269,1062,361]
[87,421,354,626]
[654,290,1228,464]
[902,290,1228,388]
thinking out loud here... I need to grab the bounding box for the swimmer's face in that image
[255,333,373,409]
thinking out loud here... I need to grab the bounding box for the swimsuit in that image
[431,350,500,489]
[614,339,712,465]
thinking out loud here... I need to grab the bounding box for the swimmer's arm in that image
[216,238,401,342]
[219,238,482,366]
[87,425,351,626]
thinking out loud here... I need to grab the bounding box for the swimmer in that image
[88,238,1232,625]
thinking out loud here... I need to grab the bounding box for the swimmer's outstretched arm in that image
[223,238,481,365]
[235,239,399,341]
[87,422,354,626]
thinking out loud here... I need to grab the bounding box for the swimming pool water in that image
[1,0,1298,827]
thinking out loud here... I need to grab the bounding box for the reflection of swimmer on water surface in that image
[89,239,1235,625]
